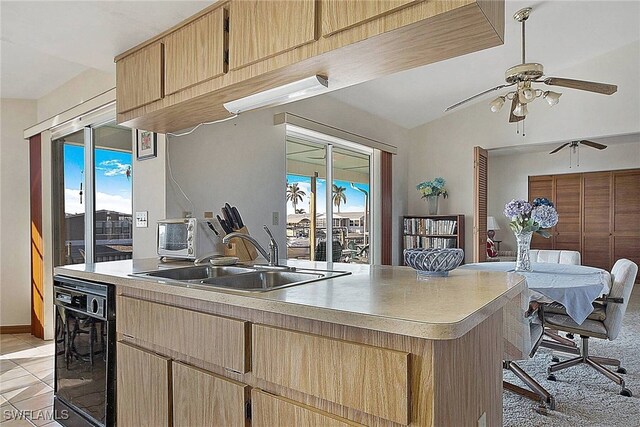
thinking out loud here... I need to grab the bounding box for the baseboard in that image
[0,325,31,334]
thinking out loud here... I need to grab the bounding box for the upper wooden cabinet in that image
[164,8,228,95]
[321,0,418,37]
[116,43,164,113]
[228,0,317,70]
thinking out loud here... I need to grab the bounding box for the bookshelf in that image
[402,215,465,259]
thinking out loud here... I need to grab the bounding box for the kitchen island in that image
[55,259,526,427]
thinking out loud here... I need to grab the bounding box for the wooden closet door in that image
[528,176,553,250]
[473,147,488,262]
[612,170,640,270]
[553,174,581,252]
[582,172,612,270]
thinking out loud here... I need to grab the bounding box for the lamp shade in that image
[487,216,500,230]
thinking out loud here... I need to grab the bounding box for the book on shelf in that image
[403,235,458,250]
[402,218,458,236]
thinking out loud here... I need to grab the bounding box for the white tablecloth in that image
[459,262,611,325]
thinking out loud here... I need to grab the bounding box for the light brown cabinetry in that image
[173,361,249,427]
[164,8,228,95]
[529,169,640,272]
[117,295,250,372]
[321,0,417,37]
[116,43,164,113]
[252,324,410,425]
[251,389,363,427]
[229,0,317,70]
[117,342,171,427]
[115,0,505,133]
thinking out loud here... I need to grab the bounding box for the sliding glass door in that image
[286,132,372,263]
[52,123,132,266]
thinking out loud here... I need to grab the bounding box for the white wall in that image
[165,95,411,265]
[132,132,167,259]
[0,99,37,326]
[489,140,640,251]
[407,41,640,261]
[37,69,115,123]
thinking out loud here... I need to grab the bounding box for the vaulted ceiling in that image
[1,1,638,129]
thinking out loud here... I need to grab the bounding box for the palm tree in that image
[295,208,306,214]
[332,184,347,213]
[286,183,306,212]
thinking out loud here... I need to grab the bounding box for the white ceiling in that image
[489,132,640,156]
[0,0,213,99]
[328,0,640,129]
[1,0,638,129]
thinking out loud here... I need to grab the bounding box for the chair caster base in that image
[620,388,632,397]
[547,374,557,381]
[535,405,549,416]
[551,356,560,363]
[617,367,627,374]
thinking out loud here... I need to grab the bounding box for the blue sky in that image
[286,174,369,215]
[64,144,132,214]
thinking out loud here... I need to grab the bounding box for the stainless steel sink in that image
[200,270,324,291]
[142,265,256,281]
[131,264,350,292]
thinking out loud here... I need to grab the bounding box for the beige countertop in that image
[54,258,526,340]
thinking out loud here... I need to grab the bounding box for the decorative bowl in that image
[404,248,464,277]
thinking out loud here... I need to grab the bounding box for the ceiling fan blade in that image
[509,97,525,123]
[444,83,515,112]
[549,142,570,154]
[544,77,617,95]
[579,140,607,150]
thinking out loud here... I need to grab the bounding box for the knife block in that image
[223,226,259,261]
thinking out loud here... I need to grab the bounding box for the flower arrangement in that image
[504,197,559,237]
[416,177,448,199]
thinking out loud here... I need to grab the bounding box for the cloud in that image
[96,159,131,177]
[65,189,132,215]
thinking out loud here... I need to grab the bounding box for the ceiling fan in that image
[445,7,618,126]
[549,140,607,154]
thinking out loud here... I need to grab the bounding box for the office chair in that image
[544,259,638,397]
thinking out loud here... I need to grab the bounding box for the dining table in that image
[459,262,611,325]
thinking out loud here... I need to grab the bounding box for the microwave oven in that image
[157,218,222,260]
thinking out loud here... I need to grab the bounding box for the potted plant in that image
[417,177,448,215]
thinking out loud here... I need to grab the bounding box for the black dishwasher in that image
[53,275,116,427]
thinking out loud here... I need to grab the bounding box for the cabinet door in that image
[116,43,164,113]
[251,389,363,427]
[229,0,316,70]
[582,172,611,269]
[173,362,249,427]
[117,342,170,427]
[164,8,228,96]
[554,174,581,252]
[252,324,410,425]
[612,170,640,269]
[528,176,553,250]
[321,0,418,37]
[117,296,250,372]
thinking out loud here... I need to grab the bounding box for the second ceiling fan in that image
[445,7,618,124]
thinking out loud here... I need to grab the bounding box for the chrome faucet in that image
[222,225,279,266]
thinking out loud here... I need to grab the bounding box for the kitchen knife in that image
[225,203,240,229]
[206,221,219,236]
[217,215,233,234]
[231,206,244,228]
[222,206,235,230]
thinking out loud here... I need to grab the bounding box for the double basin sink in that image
[131,264,351,292]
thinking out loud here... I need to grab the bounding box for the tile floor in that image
[1,334,61,427]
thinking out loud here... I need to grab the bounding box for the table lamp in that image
[487,216,500,240]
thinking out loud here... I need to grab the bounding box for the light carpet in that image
[503,287,640,427]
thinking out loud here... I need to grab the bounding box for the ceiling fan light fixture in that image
[543,91,562,106]
[489,96,505,113]
[513,102,528,117]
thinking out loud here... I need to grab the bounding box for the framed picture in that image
[136,130,157,160]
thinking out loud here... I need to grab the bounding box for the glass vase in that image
[514,231,533,272]
[425,195,439,215]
